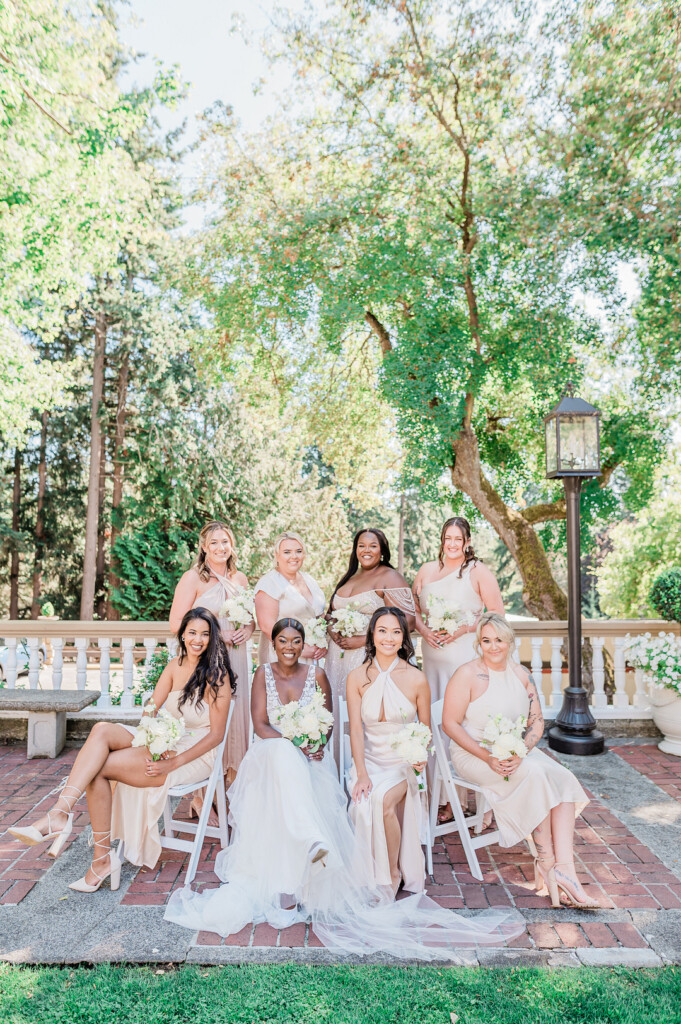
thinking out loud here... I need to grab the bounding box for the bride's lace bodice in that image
[264,662,316,731]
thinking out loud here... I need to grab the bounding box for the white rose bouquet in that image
[131,703,186,761]
[425,593,476,635]
[480,712,527,780]
[391,721,432,791]
[273,686,334,754]
[219,586,255,645]
[330,601,370,658]
[305,616,329,650]
[624,631,681,697]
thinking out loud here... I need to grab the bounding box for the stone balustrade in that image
[0,618,678,724]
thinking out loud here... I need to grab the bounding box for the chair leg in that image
[162,798,174,838]
[216,775,229,848]
[443,774,484,881]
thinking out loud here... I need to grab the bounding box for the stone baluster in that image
[634,667,650,708]
[98,638,111,708]
[75,637,88,689]
[591,636,607,709]
[613,635,629,707]
[550,637,563,708]
[530,636,545,708]
[27,636,41,689]
[143,637,157,680]
[121,637,135,709]
[6,637,18,687]
[166,636,178,660]
[51,637,63,690]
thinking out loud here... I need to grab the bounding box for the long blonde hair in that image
[474,612,515,657]
[195,521,237,582]
[273,532,306,565]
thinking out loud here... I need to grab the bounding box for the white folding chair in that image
[159,701,234,886]
[339,696,434,877]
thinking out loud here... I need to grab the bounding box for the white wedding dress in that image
[165,663,524,958]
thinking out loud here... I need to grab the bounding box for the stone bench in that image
[0,690,98,757]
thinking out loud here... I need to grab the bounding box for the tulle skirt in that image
[165,737,524,959]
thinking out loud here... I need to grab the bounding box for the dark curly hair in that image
[363,606,416,665]
[176,607,235,711]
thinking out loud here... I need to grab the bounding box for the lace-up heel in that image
[8,784,82,856]
[47,785,83,859]
[68,830,121,893]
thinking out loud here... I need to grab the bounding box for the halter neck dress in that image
[325,584,415,764]
[349,658,427,892]
[449,661,589,847]
[111,689,215,867]
[254,569,326,665]
[417,563,483,702]
[194,570,251,778]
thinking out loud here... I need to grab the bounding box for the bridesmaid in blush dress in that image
[254,532,327,667]
[443,613,610,910]
[347,608,431,894]
[325,529,415,764]
[170,521,254,788]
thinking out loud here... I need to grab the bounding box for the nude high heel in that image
[69,830,122,893]
[8,784,82,857]
[534,858,561,909]
[553,863,611,909]
[308,841,329,868]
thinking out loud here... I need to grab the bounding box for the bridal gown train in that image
[349,658,427,893]
[165,664,524,958]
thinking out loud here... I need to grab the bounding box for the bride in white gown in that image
[165,618,524,958]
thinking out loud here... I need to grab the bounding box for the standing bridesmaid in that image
[325,529,415,762]
[170,521,254,787]
[413,517,505,704]
[254,532,327,666]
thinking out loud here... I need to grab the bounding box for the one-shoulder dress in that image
[418,564,483,703]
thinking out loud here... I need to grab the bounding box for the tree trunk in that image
[80,309,107,620]
[30,412,48,619]
[95,426,108,619]
[9,448,21,618]
[398,492,405,575]
[107,345,130,620]
[451,427,568,620]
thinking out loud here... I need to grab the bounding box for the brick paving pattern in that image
[611,744,681,803]
[1,744,680,955]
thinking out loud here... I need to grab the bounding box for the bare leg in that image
[382,780,408,895]
[82,773,115,886]
[551,802,592,902]
[531,812,556,898]
[29,723,133,836]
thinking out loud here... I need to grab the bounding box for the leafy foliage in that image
[650,569,681,624]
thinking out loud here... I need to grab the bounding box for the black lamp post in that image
[544,385,605,756]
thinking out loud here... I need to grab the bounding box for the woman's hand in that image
[423,627,447,650]
[411,761,427,774]
[144,752,177,778]
[300,743,325,762]
[352,772,372,803]
[302,643,326,661]
[439,625,469,646]
[497,755,522,776]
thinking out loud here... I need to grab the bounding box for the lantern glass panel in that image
[545,417,558,474]
[557,415,599,473]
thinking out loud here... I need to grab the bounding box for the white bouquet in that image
[305,616,329,650]
[624,631,681,697]
[425,593,476,635]
[273,686,334,754]
[480,712,528,780]
[391,721,432,791]
[131,703,186,761]
[219,586,255,644]
[330,601,370,658]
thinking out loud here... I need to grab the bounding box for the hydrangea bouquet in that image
[131,703,186,760]
[305,616,329,650]
[624,632,681,697]
[330,602,370,658]
[480,712,528,780]
[391,721,433,791]
[273,686,334,754]
[425,594,476,635]
[219,586,255,645]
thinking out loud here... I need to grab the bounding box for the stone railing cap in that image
[0,690,98,712]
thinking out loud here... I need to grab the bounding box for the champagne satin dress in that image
[448,662,589,847]
[111,690,215,868]
[349,658,427,893]
[195,571,251,778]
[254,569,326,665]
[418,565,483,702]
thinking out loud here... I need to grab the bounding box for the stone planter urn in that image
[648,683,681,757]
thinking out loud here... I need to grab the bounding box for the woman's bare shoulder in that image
[415,560,439,583]
[380,567,411,589]
[232,569,249,588]
[347,662,372,687]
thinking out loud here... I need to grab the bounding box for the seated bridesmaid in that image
[442,612,609,909]
[347,607,431,895]
[9,608,233,892]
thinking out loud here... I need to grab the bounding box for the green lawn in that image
[1,964,680,1024]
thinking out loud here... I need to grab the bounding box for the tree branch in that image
[365,310,392,354]
[520,499,566,524]
[0,50,73,136]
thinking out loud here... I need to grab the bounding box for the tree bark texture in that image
[107,345,130,620]
[80,309,107,620]
[9,448,21,619]
[95,423,108,619]
[30,412,48,619]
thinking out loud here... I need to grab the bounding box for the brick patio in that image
[1,741,680,962]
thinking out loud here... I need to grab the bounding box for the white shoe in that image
[8,784,82,858]
[69,831,122,893]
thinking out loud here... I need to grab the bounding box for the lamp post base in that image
[548,726,605,756]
